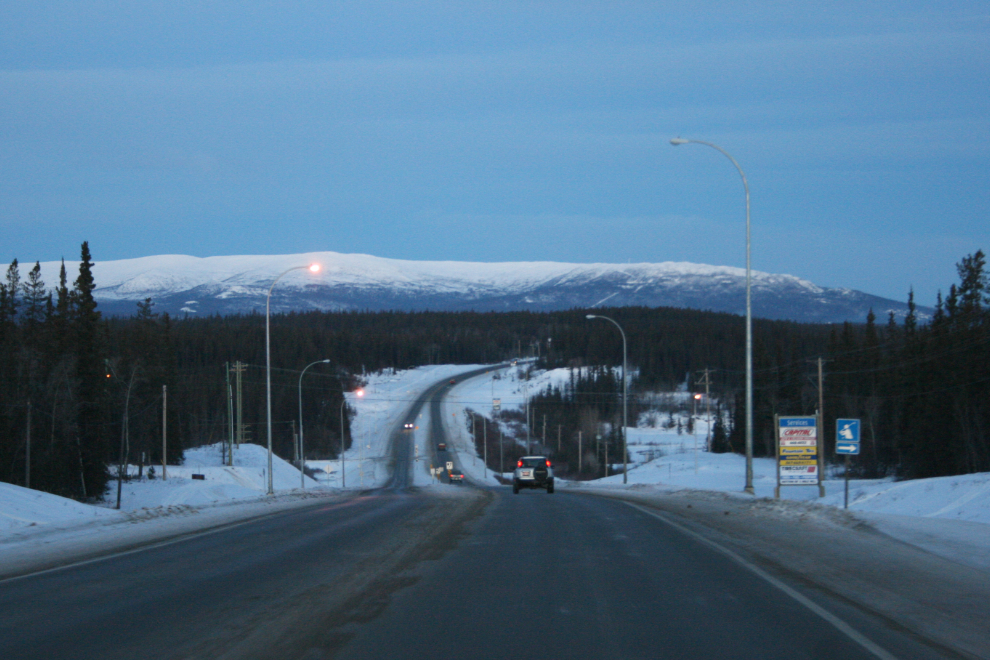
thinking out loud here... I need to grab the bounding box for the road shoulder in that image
[569,485,990,659]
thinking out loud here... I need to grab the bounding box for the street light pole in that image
[298,359,331,490]
[670,137,754,494]
[586,314,628,484]
[266,263,321,495]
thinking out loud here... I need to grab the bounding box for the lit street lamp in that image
[266,263,321,495]
[298,359,331,489]
[586,314,628,484]
[340,388,365,488]
[670,137,755,494]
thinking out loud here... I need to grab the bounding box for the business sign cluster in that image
[777,416,820,488]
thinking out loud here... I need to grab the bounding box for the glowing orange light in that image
[355,389,365,398]
[309,263,321,273]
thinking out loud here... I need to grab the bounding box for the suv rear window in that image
[520,458,545,468]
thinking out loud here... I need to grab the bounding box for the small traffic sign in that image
[446,461,453,470]
[835,419,861,455]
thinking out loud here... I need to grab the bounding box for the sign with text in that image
[777,416,820,486]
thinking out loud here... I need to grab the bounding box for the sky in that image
[1,1,987,304]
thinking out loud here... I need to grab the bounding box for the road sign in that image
[493,398,501,411]
[446,461,453,470]
[835,419,861,455]
[780,446,816,456]
[777,416,820,487]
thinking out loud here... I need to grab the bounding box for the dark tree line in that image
[3,245,986,500]
[815,251,990,478]
[0,242,173,500]
[717,250,989,479]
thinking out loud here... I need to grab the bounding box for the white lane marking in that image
[624,501,899,660]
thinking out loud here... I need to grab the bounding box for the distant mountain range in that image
[37,252,926,324]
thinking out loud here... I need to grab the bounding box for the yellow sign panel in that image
[780,459,818,466]
[780,447,816,455]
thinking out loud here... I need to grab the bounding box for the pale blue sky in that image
[1,1,987,304]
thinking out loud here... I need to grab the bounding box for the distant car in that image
[437,442,447,451]
[448,470,465,484]
[449,379,456,385]
[513,456,554,494]
[403,422,415,430]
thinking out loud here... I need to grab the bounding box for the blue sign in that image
[780,417,817,428]
[835,419,861,455]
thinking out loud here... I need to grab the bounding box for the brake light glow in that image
[517,459,523,468]
[546,460,552,467]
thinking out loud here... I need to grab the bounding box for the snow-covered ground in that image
[2,362,988,577]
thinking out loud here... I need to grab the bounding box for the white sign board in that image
[777,416,820,486]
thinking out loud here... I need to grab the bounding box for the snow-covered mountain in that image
[36,251,922,324]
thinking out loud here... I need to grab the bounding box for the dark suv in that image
[513,456,554,494]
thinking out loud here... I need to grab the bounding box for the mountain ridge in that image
[34,251,925,324]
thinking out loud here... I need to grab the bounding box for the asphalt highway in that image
[0,367,973,660]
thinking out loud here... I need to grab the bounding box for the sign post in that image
[835,418,861,509]
[775,416,820,499]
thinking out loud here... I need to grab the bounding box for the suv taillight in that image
[517,459,523,468]
[546,460,551,467]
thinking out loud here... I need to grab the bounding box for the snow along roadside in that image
[0,489,348,581]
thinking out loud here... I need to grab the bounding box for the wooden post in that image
[162,385,167,481]
[818,358,826,498]
[25,400,31,489]
[578,431,582,475]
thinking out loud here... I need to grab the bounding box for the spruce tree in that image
[71,242,109,499]
[22,262,47,339]
[904,288,917,336]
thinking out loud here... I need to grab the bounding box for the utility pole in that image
[557,425,561,453]
[578,431,582,475]
[817,357,826,498]
[226,362,233,466]
[526,399,531,454]
[231,361,246,449]
[291,419,298,465]
[542,414,546,452]
[162,385,167,481]
[25,400,31,489]
[483,416,487,480]
[695,369,712,451]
